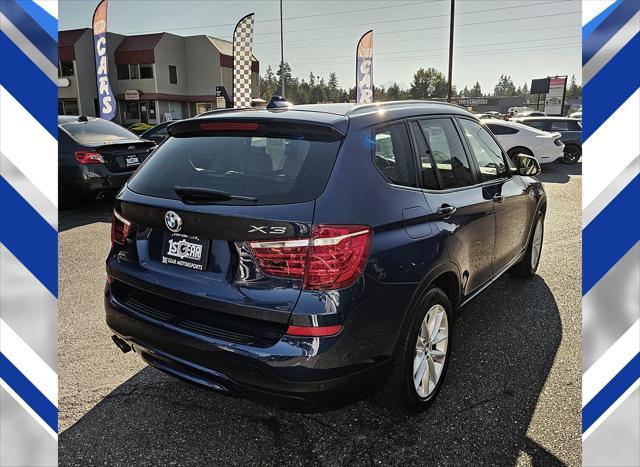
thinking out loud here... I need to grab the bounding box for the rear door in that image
[411,117,495,295]
[548,119,582,145]
[457,118,534,272]
[111,118,344,330]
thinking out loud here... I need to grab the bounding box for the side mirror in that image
[513,154,541,176]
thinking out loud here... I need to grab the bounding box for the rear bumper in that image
[65,166,134,199]
[104,282,392,409]
[536,143,564,164]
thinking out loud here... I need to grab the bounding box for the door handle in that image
[493,194,504,203]
[437,204,457,219]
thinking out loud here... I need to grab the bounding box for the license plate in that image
[161,233,210,271]
[125,155,140,167]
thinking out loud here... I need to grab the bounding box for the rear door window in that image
[409,122,438,190]
[523,120,548,131]
[373,123,417,188]
[127,121,342,205]
[549,120,571,131]
[418,118,474,189]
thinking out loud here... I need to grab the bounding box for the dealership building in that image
[58,29,260,124]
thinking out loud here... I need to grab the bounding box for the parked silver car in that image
[511,117,582,164]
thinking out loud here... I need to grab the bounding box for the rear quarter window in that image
[372,123,416,188]
[127,123,342,205]
[487,124,518,135]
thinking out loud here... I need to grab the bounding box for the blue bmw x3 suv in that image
[105,101,546,413]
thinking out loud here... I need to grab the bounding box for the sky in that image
[59,0,582,93]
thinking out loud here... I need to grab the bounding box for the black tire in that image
[511,212,544,278]
[375,287,453,414]
[58,178,77,211]
[561,144,581,164]
[507,146,534,163]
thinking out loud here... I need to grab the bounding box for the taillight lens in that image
[75,150,104,164]
[111,209,132,245]
[247,225,372,290]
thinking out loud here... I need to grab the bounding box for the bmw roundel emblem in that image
[165,211,182,233]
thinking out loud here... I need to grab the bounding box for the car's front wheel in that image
[507,147,534,164]
[375,287,453,414]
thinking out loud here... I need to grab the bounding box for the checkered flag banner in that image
[233,13,254,109]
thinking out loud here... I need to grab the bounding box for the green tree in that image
[493,74,516,96]
[387,83,402,100]
[566,74,581,98]
[410,67,448,99]
[470,81,483,97]
[260,65,279,101]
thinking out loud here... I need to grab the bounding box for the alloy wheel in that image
[413,304,449,399]
[531,218,543,270]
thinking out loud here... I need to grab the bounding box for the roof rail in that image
[345,100,466,115]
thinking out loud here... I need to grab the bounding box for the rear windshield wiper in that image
[174,186,258,203]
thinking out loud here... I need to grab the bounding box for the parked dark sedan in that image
[139,120,181,146]
[105,102,546,413]
[512,116,582,164]
[58,116,156,208]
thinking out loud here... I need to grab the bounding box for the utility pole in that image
[447,0,455,102]
[280,0,285,98]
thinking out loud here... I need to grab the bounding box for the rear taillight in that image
[74,150,104,164]
[554,138,563,146]
[247,225,372,290]
[111,209,132,245]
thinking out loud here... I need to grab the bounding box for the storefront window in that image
[117,64,130,80]
[195,103,213,114]
[129,64,140,79]
[125,101,140,120]
[140,64,153,79]
[59,61,74,77]
[58,98,79,115]
[148,101,157,120]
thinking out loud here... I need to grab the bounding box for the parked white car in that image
[482,118,564,164]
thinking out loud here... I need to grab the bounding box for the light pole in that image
[447,0,455,102]
[280,0,285,98]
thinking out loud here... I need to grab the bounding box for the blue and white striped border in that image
[0,0,638,464]
[582,0,639,464]
[0,0,58,465]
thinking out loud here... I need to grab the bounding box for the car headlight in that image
[554,138,563,146]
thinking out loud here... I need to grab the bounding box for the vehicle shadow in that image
[59,199,115,232]
[538,161,582,184]
[59,275,563,466]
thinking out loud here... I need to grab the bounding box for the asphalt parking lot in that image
[58,162,582,466]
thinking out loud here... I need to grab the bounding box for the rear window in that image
[60,119,137,145]
[127,123,342,205]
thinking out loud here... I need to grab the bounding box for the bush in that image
[127,122,154,135]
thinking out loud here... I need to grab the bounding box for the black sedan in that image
[140,120,180,146]
[58,116,156,208]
